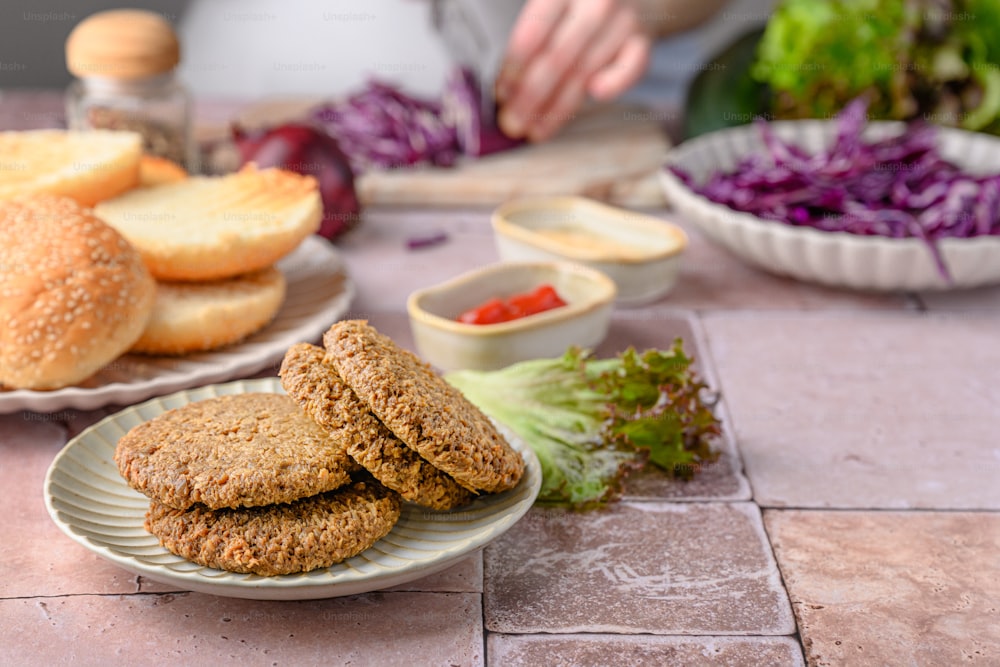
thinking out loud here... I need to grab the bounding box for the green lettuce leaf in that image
[752,0,1000,133]
[446,341,721,509]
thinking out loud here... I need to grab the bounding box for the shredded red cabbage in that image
[441,67,524,158]
[311,68,522,172]
[313,82,459,171]
[406,231,449,250]
[670,98,1000,281]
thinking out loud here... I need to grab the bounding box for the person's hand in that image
[496,0,652,142]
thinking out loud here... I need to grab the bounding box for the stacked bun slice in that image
[0,130,142,206]
[95,164,321,282]
[130,266,287,355]
[95,164,323,355]
[0,129,324,392]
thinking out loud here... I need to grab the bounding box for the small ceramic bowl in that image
[491,196,687,305]
[407,261,616,372]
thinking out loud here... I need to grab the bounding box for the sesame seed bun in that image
[0,196,156,390]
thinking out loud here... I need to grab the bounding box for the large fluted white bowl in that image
[660,120,1000,291]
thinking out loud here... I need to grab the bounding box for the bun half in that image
[0,196,156,389]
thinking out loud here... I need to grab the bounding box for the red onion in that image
[232,123,361,241]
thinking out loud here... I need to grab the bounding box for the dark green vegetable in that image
[445,342,721,509]
[683,27,769,139]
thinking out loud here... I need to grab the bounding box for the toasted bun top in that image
[139,155,188,187]
[0,130,142,206]
[0,196,156,389]
[94,164,321,281]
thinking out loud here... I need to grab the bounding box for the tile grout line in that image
[695,307,944,320]
[759,515,809,663]
[481,589,489,666]
[1,591,187,602]
[694,310,806,658]
[759,506,1000,514]
[687,310,755,503]
[483,630,810,664]
[482,630,807,641]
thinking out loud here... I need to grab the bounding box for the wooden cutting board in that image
[232,99,670,208]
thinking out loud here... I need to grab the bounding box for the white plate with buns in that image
[44,378,542,600]
[0,237,354,413]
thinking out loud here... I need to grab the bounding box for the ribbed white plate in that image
[44,378,541,600]
[660,121,1000,291]
[0,237,354,414]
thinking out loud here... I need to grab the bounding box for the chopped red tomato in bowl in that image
[457,284,568,325]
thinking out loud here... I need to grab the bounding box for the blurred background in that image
[0,0,775,106]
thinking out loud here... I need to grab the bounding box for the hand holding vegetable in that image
[495,0,731,142]
[496,0,652,142]
[311,68,521,172]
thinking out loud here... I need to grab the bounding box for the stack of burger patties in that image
[113,320,525,576]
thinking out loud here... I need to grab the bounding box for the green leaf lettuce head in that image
[752,0,1000,134]
[445,341,721,509]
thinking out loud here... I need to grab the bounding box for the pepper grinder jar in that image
[65,9,195,171]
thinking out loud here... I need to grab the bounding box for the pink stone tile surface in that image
[386,554,483,593]
[620,445,745,502]
[484,502,794,635]
[0,414,145,598]
[703,312,1000,509]
[766,510,1000,667]
[61,407,118,438]
[338,208,499,312]
[488,634,804,667]
[0,90,65,129]
[647,217,913,312]
[0,592,483,667]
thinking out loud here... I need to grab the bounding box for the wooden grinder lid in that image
[66,9,180,80]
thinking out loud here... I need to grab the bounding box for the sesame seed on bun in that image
[0,196,156,390]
